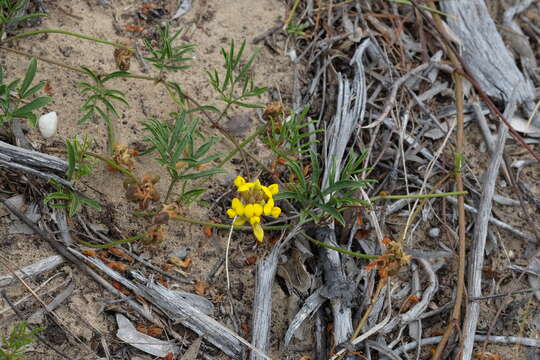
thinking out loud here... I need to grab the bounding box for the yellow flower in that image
[234,176,246,188]
[226,177,282,242]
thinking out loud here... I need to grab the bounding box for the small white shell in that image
[38,111,58,138]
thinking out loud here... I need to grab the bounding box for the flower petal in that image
[231,198,242,210]
[249,216,260,225]
[244,204,254,218]
[234,176,246,188]
[233,216,247,226]
[252,222,264,242]
[226,209,236,218]
[268,184,279,195]
[237,183,253,192]
[271,206,281,218]
[253,204,263,217]
[262,186,273,199]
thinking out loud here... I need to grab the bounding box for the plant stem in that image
[301,232,380,260]
[76,234,145,248]
[167,215,289,231]
[105,118,115,155]
[425,2,467,357]
[164,178,178,203]
[216,123,268,168]
[2,29,133,50]
[283,0,302,29]
[369,190,467,202]
[85,152,138,182]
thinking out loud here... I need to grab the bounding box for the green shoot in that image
[0,321,42,360]
[44,135,100,217]
[275,150,373,225]
[0,0,46,40]
[286,22,309,36]
[264,106,322,158]
[0,57,52,127]
[143,23,194,72]
[142,111,224,203]
[206,39,268,118]
[78,67,129,153]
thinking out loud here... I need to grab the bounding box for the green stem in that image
[85,152,138,182]
[2,29,132,50]
[130,212,289,231]
[284,0,302,28]
[369,190,468,202]
[77,234,144,249]
[216,123,268,169]
[301,232,380,260]
[106,118,115,155]
[164,178,178,203]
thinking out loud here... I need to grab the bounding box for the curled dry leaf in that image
[244,255,257,265]
[107,247,134,262]
[82,249,97,257]
[169,256,191,269]
[123,24,144,33]
[106,262,129,272]
[194,280,207,295]
[202,226,213,238]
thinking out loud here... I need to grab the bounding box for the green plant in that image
[44,135,100,216]
[207,39,268,117]
[78,67,129,153]
[0,57,52,127]
[0,0,46,39]
[0,321,42,360]
[286,21,309,36]
[264,106,321,158]
[143,23,194,73]
[275,150,373,226]
[142,112,224,203]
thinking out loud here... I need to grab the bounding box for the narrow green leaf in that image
[12,96,52,117]
[19,57,37,97]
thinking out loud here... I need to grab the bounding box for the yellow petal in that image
[226,209,236,218]
[232,198,245,216]
[250,216,260,225]
[253,204,263,216]
[233,217,247,226]
[252,222,264,242]
[231,198,242,210]
[271,206,281,218]
[264,203,272,216]
[262,186,273,199]
[244,204,254,218]
[268,184,279,195]
[234,176,246,187]
[238,183,253,192]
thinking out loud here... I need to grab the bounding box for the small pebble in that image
[38,111,58,138]
[428,227,440,238]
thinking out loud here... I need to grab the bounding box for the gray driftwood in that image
[69,248,246,359]
[0,255,64,287]
[250,225,302,360]
[0,140,67,172]
[461,99,517,360]
[316,40,369,351]
[440,0,537,124]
